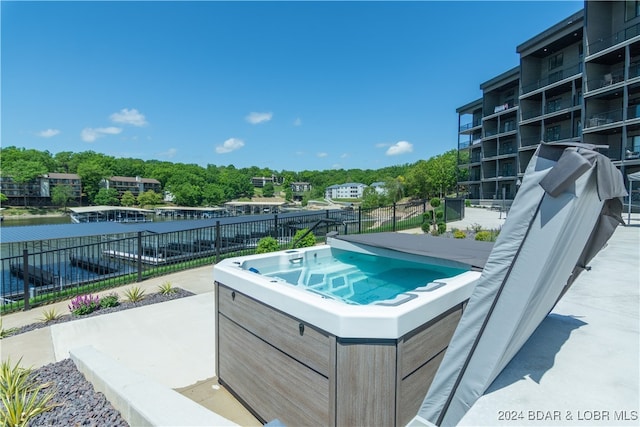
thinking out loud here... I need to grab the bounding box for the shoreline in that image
[1,212,68,220]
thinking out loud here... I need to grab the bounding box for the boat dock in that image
[69,255,120,274]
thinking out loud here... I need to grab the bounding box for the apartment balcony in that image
[544,129,579,143]
[519,136,542,150]
[483,103,518,120]
[587,22,640,57]
[521,63,582,96]
[585,68,625,93]
[459,119,482,133]
[584,109,623,130]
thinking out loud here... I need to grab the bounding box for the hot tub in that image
[213,237,481,426]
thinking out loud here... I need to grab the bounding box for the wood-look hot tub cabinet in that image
[215,282,464,427]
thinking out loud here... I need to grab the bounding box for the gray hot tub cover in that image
[413,142,627,426]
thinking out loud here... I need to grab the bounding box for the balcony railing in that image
[520,136,542,148]
[545,129,577,142]
[588,23,640,56]
[458,119,482,132]
[585,109,624,129]
[521,63,582,95]
[499,145,516,156]
[586,68,625,92]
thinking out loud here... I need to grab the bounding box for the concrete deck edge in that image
[70,346,237,427]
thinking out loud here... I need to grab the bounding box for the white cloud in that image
[317,152,328,158]
[386,140,413,156]
[376,142,389,148]
[245,112,273,124]
[293,118,302,126]
[110,108,148,126]
[332,163,342,169]
[340,153,349,159]
[158,148,177,159]
[216,138,245,154]
[81,127,122,142]
[37,129,60,138]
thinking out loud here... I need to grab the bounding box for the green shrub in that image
[453,230,466,239]
[469,223,483,233]
[256,236,279,254]
[475,230,493,241]
[157,281,177,295]
[421,221,431,233]
[123,286,146,303]
[100,293,120,308]
[293,229,316,248]
[429,197,441,209]
[0,358,58,426]
[68,294,100,316]
[0,319,17,339]
[437,222,446,234]
[435,210,444,221]
[465,199,471,207]
[39,308,63,323]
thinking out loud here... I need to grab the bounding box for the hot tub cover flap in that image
[414,142,626,427]
[332,233,493,270]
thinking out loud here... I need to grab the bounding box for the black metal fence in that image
[1,200,465,313]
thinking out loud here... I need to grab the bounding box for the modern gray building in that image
[457,1,640,204]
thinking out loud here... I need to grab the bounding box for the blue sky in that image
[2,1,583,172]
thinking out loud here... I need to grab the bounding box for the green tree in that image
[385,177,405,203]
[51,184,74,210]
[262,182,275,197]
[120,190,137,207]
[202,184,225,206]
[93,188,120,206]
[0,193,8,204]
[77,160,111,203]
[2,160,48,206]
[169,182,202,206]
[137,189,163,208]
[284,187,293,202]
[360,186,381,209]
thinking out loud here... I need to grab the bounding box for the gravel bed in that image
[4,288,195,426]
[4,287,195,338]
[29,358,129,427]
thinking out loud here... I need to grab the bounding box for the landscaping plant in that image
[99,293,119,308]
[0,358,58,427]
[0,319,17,339]
[123,286,146,303]
[39,308,63,323]
[68,294,100,316]
[292,229,316,248]
[256,236,279,254]
[157,281,177,295]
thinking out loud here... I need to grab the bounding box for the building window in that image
[545,125,561,141]
[626,0,640,21]
[546,97,563,113]
[549,53,563,71]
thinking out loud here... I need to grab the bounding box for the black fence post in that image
[274,214,279,239]
[22,248,30,310]
[392,203,397,232]
[136,232,143,282]
[215,221,221,264]
[358,206,362,234]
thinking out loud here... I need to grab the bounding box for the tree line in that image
[0,146,463,207]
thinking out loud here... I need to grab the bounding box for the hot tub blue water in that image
[246,248,469,305]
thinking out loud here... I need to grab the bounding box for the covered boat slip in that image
[70,206,154,223]
[412,143,627,426]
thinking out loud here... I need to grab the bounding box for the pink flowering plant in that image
[68,294,100,316]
